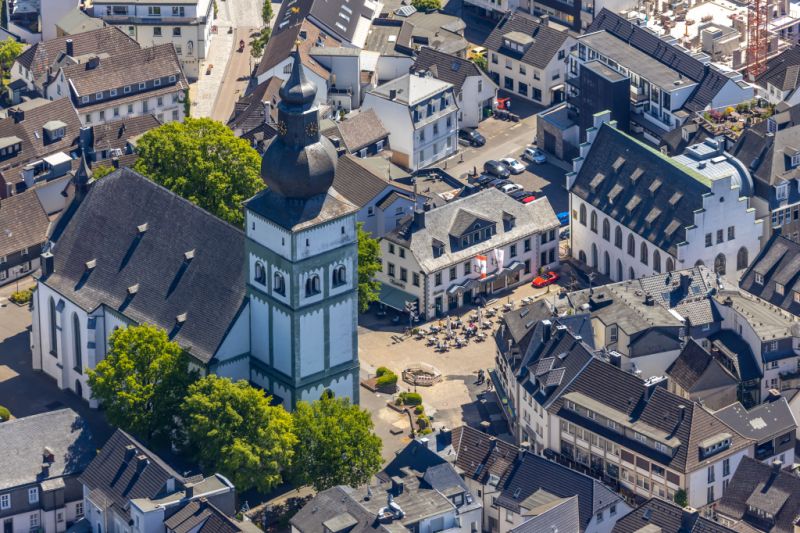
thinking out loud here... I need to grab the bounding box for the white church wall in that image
[250,295,270,364]
[329,298,355,367]
[301,372,354,403]
[295,215,356,261]
[272,308,292,375]
[299,267,325,306]
[246,211,292,260]
[214,302,250,361]
[273,380,292,410]
[299,309,325,377]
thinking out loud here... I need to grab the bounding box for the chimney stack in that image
[390,476,404,495]
[124,444,137,461]
[40,251,54,278]
[65,39,74,57]
[112,157,120,169]
[772,459,783,473]
[135,454,149,472]
[11,108,24,123]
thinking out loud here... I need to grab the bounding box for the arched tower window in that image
[653,250,661,273]
[614,227,622,249]
[715,253,726,275]
[305,275,321,296]
[274,272,286,295]
[627,235,635,257]
[666,257,675,272]
[332,265,347,287]
[579,204,586,226]
[640,242,648,265]
[254,261,266,284]
[590,211,598,233]
[73,313,82,373]
[602,219,610,241]
[49,297,58,356]
[737,247,749,270]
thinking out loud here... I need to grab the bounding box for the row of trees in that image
[88,324,382,492]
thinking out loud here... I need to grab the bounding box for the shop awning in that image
[378,284,418,311]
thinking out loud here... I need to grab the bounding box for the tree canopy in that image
[179,375,296,492]
[357,223,382,313]
[250,27,271,59]
[133,118,264,226]
[262,0,273,25]
[411,0,441,11]
[0,38,23,80]
[291,394,382,491]
[87,324,197,446]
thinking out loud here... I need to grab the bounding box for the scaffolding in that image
[747,0,769,80]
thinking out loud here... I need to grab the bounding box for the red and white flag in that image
[494,248,505,271]
[474,255,488,279]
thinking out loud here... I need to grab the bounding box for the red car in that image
[531,271,559,288]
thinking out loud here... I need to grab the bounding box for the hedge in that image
[398,392,422,406]
[376,372,398,388]
[0,406,10,422]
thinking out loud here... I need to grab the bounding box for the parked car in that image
[489,178,511,189]
[459,128,486,147]
[499,157,526,174]
[500,183,523,194]
[560,227,570,240]
[475,174,495,188]
[522,147,547,164]
[556,211,569,226]
[531,271,559,288]
[519,195,537,204]
[509,189,534,200]
[484,160,510,178]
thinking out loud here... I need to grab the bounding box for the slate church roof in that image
[570,123,710,255]
[43,167,247,364]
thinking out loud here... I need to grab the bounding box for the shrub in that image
[416,415,430,429]
[376,373,398,388]
[0,405,10,422]
[376,367,391,377]
[414,405,424,415]
[674,489,688,508]
[395,397,403,406]
[411,0,441,10]
[399,392,422,406]
[10,289,32,305]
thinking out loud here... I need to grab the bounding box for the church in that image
[30,50,361,409]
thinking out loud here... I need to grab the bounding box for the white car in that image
[500,183,523,194]
[500,157,526,174]
[522,147,547,164]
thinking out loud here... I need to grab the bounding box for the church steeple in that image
[260,45,338,199]
[74,152,93,201]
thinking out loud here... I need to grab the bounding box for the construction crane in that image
[747,0,769,80]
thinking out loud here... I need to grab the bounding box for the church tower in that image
[244,48,360,409]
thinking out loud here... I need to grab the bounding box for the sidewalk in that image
[189,3,235,118]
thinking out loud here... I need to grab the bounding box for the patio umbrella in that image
[447,316,452,337]
[478,307,483,329]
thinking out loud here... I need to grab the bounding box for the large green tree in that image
[87,324,197,446]
[357,223,381,313]
[133,118,263,226]
[291,394,382,491]
[250,27,271,59]
[262,0,273,25]
[179,375,296,492]
[0,38,22,80]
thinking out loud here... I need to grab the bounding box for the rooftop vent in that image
[42,447,55,464]
[85,259,97,270]
[124,444,138,461]
[127,284,139,295]
[176,312,188,324]
[184,249,195,262]
[137,223,148,234]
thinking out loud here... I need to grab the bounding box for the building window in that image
[173,27,181,36]
[609,325,618,343]
[400,268,408,282]
[723,458,730,477]
[30,514,40,529]
[596,511,603,523]
[85,114,92,123]
[653,250,661,273]
[305,275,321,296]
[389,243,395,254]
[579,204,586,225]
[717,229,724,244]
[714,253,726,276]
[602,219,610,240]
[76,502,83,517]
[148,6,161,15]
[728,226,735,240]
[737,247,749,270]
[755,272,764,284]
[333,265,347,287]
[254,261,266,284]
[412,272,420,287]
[153,27,162,37]
[388,263,396,277]
[435,272,442,285]
[139,82,146,90]
[49,297,58,356]
[28,487,38,504]
[705,233,712,247]
[590,211,598,233]
[776,282,785,295]
[449,267,457,280]
[610,505,617,517]
[707,485,715,504]
[627,235,635,257]
[0,494,9,510]
[510,244,517,257]
[615,226,622,249]
[72,314,82,374]
[708,465,715,483]
[265,271,283,296]
[640,242,648,265]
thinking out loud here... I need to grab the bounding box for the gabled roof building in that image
[612,498,735,532]
[0,188,50,285]
[0,409,95,533]
[666,339,739,411]
[568,113,762,285]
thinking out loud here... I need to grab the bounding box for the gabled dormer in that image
[0,136,22,160]
[501,31,535,55]
[448,209,495,250]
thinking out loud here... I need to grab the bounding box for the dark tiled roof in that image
[227,76,283,133]
[716,456,800,533]
[165,499,247,533]
[290,486,387,533]
[756,46,800,93]
[612,498,734,532]
[666,339,737,393]
[327,110,388,153]
[550,359,752,472]
[708,330,763,382]
[740,233,800,318]
[731,108,800,191]
[495,451,623,531]
[0,409,95,491]
[0,188,49,257]
[64,43,185,97]
[0,98,81,178]
[79,429,181,519]
[246,186,358,232]
[43,168,247,364]
[451,425,518,485]
[308,0,376,43]
[587,9,733,112]
[714,397,796,442]
[331,155,409,208]
[256,12,339,80]
[16,27,139,84]
[483,11,569,70]
[91,115,161,154]
[570,123,710,255]
[413,47,483,93]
